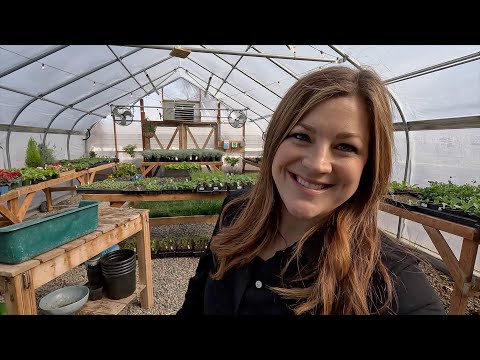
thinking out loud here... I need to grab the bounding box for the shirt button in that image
[255,280,263,289]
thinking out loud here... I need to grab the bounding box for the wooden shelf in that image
[77,284,146,315]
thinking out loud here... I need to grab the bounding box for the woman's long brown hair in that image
[209,66,394,314]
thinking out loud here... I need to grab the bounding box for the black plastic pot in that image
[100,249,135,267]
[103,269,136,300]
[88,284,103,301]
[102,262,136,276]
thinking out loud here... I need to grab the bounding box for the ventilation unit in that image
[163,100,196,121]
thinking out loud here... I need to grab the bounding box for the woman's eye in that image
[291,133,310,142]
[337,143,358,153]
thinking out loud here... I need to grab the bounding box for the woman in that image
[178,66,445,315]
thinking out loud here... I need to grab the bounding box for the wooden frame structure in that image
[380,203,480,315]
[0,163,117,226]
[0,207,153,315]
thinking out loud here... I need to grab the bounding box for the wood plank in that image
[0,204,20,224]
[140,161,223,166]
[141,164,156,177]
[43,187,53,211]
[0,189,20,202]
[380,202,479,240]
[76,285,146,315]
[81,192,227,203]
[16,170,87,195]
[87,162,117,173]
[49,186,77,192]
[150,214,218,226]
[422,225,466,290]
[17,192,36,221]
[32,217,143,289]
[449,239,479,314]
[33,248,66,263]
[167,127,179,149]
[186,126,200,149]
[135,213,153,308]
[5,271,37,315]
[59,238,86,252]
[202,127,214,149]
[0,259,40,278]
[153,133,164,149]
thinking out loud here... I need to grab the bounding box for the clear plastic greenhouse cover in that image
[0,45,479,272]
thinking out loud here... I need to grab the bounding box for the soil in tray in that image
[385,193,421,205]
[123,185,147,192]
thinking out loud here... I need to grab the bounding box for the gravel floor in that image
[26,195,480,315]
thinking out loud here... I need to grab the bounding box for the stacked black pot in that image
[100,249,136,300]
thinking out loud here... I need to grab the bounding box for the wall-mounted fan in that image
[112,107,134,126]
[228,110,247,128]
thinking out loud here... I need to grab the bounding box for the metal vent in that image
[163,100,196,121]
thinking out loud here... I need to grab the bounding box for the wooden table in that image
[380,202,480,315]
[242,159,261,173]
[0,207,153,315]
[141,161,223,177]
[80,192,227,226]
[0,163,118,226]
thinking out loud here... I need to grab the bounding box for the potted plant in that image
[123,144,136,158]
[142,119,157,139]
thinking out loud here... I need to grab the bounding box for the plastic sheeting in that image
[1,44,480,272]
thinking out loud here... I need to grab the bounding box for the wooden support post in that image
[135,212,154,308]
[4,270,37,315]
[448,238,479,314]
[42,188,53,211]
[113,114,119,159]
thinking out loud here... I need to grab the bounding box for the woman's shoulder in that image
[379,232,419,274]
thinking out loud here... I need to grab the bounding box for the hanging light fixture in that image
[169,46,191,58]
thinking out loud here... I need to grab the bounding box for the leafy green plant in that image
[38,143,56,165]
[123,144,137,158]
[89,150,97,158]
[25,138,43,168]
[224,156,240,167]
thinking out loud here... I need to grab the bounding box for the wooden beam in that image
[203,127,214,149]
[4,271,37,315]
[186,126,200,149]
[422,225,467,291]
[449,239,479,314]
[81,192,228,202]
[153,133,164,149]
[42,188,53,211]
[31,216,143,289]
[167,128,179,149]
[379,202,479,240]
[135,213,154,308]
[49,186,77,192]
[0,204,20,224]
[150,214,218,226]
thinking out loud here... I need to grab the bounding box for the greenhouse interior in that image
[0,45,479,315]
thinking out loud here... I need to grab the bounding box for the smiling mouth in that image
[290,173,334,191]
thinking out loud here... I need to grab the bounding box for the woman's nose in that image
[301,145,333,174]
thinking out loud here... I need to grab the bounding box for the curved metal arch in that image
[5,47,143,167]
[69,71,180,158]
[187,58,276,113]
[214,45,252,97]
[327,45,411,240]
[58,56,175,146]
[198,46,283,99]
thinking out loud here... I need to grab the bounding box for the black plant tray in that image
[414,206,480,228]
[76,189,123,194]
[383,197,418,211]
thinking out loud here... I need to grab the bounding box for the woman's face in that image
[272,95,371,223]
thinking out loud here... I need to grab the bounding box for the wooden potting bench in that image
[0,162,117,226]
[0,207,153,315]
[380,203,480,315]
